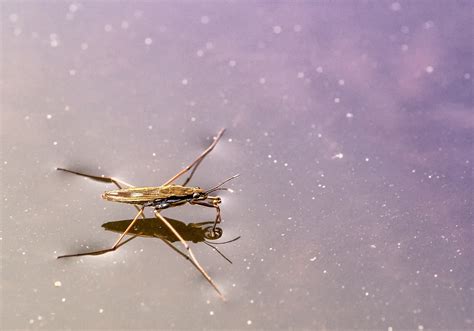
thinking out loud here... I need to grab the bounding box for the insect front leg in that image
[190,200,222,233]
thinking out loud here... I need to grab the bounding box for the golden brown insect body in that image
[102,183,223,211]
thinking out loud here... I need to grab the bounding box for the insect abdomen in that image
[101,185,202,205]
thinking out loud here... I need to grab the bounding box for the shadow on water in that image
[102,217,240,264]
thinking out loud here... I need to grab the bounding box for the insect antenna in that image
[204,174,240,195]
[204,242,233,264]
[207,236,241,245]
[204,236,241,264]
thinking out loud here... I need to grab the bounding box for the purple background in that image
[1,1,472,329]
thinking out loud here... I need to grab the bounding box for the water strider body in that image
[102,183,221,212]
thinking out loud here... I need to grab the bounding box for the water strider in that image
[57,128,238,300]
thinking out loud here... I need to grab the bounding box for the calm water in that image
[1,1,472,330]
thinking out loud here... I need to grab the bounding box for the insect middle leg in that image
[154,210,225,300]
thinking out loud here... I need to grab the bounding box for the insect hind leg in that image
[163,128,226,186]
[57,207,145,258]
[56,168,134,189]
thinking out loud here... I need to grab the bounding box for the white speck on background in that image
[259,77,266,84]
[54,281,62,287]
[104,24,112,32]
[247,320,252,325]
[209,311,214,316]
[297,72,304,78]
[310,256,317,262]
[50,39,59,48]
[338,79,345,86]
[346,112,354,118]
[334,97,340,103]
[144,37,153,45]
[316,66,323,73]
[99,308,104,313]
[273,25,282,34]
[424,21,434,29]
[46,114,52,119]
[134,10,143,18]
[390,2,401,11]
[332,153,343,159]
[61,298,66,302]
[229,60,237,67]
[196,49,204,57]
[182,79,188,85]
[425,66,434,73]
[9,13,19,23]
[200,16,210,24]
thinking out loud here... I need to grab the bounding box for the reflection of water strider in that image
[102,217,240,263]
[56,129,238,300]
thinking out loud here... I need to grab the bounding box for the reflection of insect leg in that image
[163,128,225,186]
[57,206,145,258]
[154,210,225,300]
[57,168,148,257]
[191,201,222,231]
